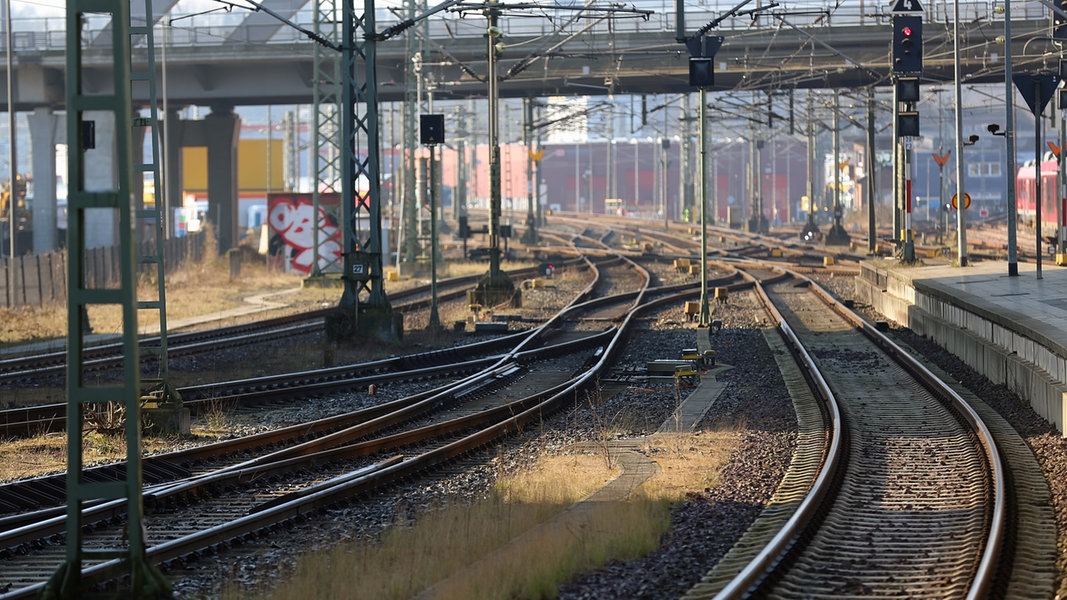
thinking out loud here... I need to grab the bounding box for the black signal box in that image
[892,15,923,74]
[420,114,445,145]
[896,77,920,103]
[689,58,714,88]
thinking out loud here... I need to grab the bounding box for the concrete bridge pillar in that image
[169,105,241,251]
[205,106,240,251]
[163,109,183,228]
[82,110,117,249]
[23,107,243,254]
[28,107,60,253]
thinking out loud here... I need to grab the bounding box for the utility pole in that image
[1005,0,1019,275]
[867,87,876,254]
[801,89,819,241]
[953,0,969,266]
[468,0,516,306]
[826,92,851,245]
[401,6,420,269]
[54,0,172,594]
[522,97,539,244]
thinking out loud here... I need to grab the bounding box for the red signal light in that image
[892,15,922,73]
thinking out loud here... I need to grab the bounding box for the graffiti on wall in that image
[267,193,343,274]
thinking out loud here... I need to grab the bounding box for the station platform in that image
[855,259,1067,435]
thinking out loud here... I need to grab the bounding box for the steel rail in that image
[799,267,1006,599]
[709,262,1006,598]
[0,251,623,512]
[0,329,532,438]
[0,328,619,519]
[709,266,845,599]
[0,260,585,381]
[0,249,685,598]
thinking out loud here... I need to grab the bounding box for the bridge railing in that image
[2,1,1049,53]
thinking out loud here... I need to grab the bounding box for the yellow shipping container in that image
[182,138,285,194]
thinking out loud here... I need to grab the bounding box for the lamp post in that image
[630,138,638,210]
[427,142,440,329]
[5,0,14,274]
[1002,0,1019,276]
[951,133,979,262]
[952,0,969,266]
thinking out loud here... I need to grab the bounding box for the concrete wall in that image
[855,263,1067,435]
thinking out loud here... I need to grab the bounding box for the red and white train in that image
[1015,154,1067,230]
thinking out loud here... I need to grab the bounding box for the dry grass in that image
[0,430,193,483]
[0,250,549,476]
[638,430,735,499]
[0,249,335,345]
[0,250,536,345]
[248,429,740,600]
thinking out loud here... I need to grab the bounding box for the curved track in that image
[0,261,581,383]
[688,264,1010,598]
[2,218,1044,597]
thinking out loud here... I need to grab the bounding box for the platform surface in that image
[875,259,1067,355]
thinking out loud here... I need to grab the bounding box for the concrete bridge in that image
[1,1,1052,109]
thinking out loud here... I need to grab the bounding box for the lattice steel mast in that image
[48,0,170,594]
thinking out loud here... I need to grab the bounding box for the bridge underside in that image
[6,20,1053,110]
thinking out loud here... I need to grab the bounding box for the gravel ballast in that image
[167,267,1067,598]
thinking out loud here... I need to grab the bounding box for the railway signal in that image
[897,112,920,137]
[689,58,714,88]
[892,15,923,74]
[420,114,445,331]
[419,114,445,145]
[1054,0,1067,40]
[686,35,722,88]
[896,76,920,102]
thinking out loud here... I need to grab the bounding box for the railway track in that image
[0,260,597,438]
[6,219,1051,596]
[684,263,1023,598]
[0,329,529,440]
[0,249,717,597]
[0,249,694,445]
[0,254,634,506]
[0,261,581,385]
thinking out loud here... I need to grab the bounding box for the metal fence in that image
[0,233,205,309]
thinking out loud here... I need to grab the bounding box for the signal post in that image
[891,0,923,263]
